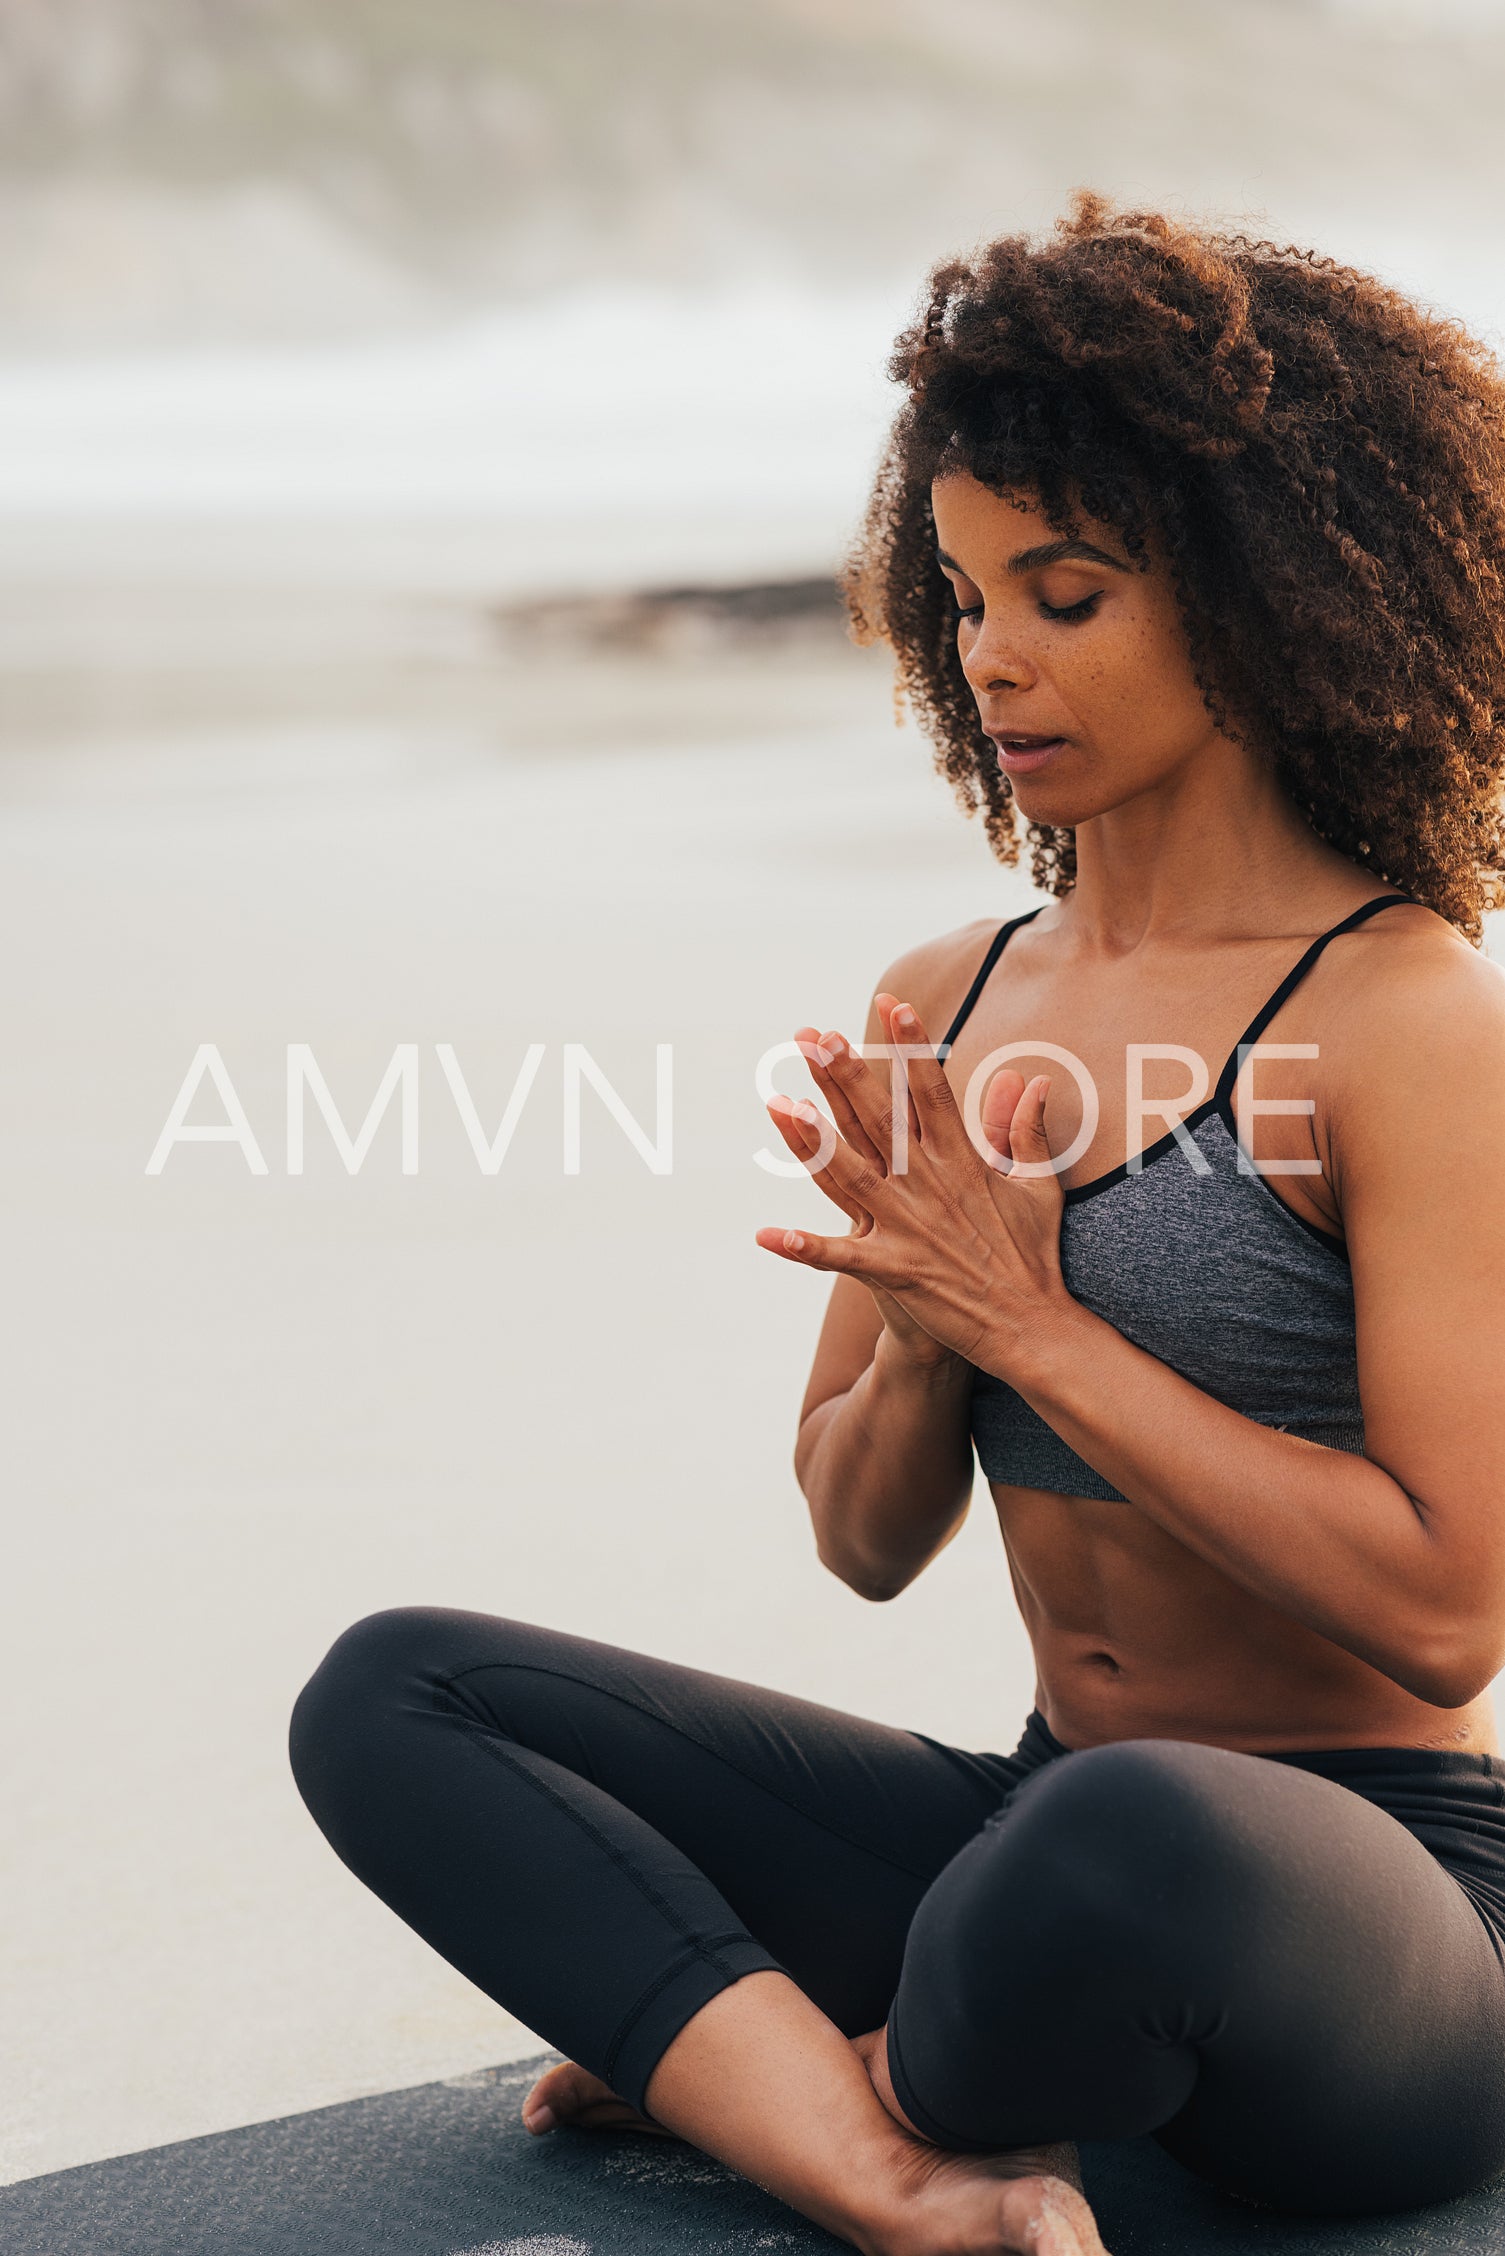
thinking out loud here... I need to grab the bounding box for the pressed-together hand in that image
[757,993,1074,1374]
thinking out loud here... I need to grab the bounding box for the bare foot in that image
[523,2043,1109,2252]
[879,2139,1109,2256]
[851,2028,1107,2255]
[521,2057,675,2139]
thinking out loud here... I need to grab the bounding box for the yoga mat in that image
[3,2052,1500,2255]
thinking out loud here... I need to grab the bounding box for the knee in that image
[983,1738,1256,1945]
[294,1603,447,1706]
[1016,1734,1245,1842]
[288,1606,458,1800]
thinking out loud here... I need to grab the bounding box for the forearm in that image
[1003,1302,1491,1703]
[798,1332,976,1600]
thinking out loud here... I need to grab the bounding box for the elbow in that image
[1382,1618,1505,1711]
[814,1538,910,1604]
[806,1489,918,1602]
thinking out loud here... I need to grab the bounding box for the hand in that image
[766,998,955,1366]
[757,994,1073,1375]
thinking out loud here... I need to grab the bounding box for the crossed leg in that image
[289,1607,1505,2245]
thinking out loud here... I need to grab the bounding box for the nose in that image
[958,615,1038,698]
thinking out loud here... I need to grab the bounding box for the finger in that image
[765,1096,871,1229]
[753,1224,873,1276]
[1006,1074,1061,1182]
[884,999,972,1162]
[796,1027,887,1172]
[786,1095,887,1209]
[873,994,922,1150]
[979,1065,1029,1170]
[766,1092,885,1211]
[809,1028,906,1174]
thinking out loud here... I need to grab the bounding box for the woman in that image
[289,200,1505,2256]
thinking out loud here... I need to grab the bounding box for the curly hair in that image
[844,193,1505,939]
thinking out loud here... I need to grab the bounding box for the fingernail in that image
[785,1231,806,1253]
[524,2104,556,2134]
[820,1033,846,1060]
[794,1099,821,1124]
[894,1006,916,1028]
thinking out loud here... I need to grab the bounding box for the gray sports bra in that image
[943,894,1410,1503]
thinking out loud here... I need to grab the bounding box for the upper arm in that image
[1332,928,1505,1609]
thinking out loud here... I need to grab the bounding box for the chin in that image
[1007,782,1097,828]
[1008,765,1144,829]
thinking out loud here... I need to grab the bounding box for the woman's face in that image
[930,470,1228,825]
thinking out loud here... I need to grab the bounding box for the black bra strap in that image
[938,892,1411,1074]
[1212,893,1412,1105]
[938,907,1045,1055]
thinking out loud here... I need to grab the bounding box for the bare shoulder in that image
[867,913,1014,1037]
[1330,899,1505,1063]
[1324,900,1505,1150]
[1321,906,1505,1388]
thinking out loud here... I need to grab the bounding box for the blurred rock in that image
[496,575,850,658]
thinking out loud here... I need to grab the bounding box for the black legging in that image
[288,1606,1505,2216]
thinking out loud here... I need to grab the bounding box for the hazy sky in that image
[1,1,1503,345]
[2,1,1502,594]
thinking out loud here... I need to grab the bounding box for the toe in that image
[521,2060,609,2130]
[520,2058,671,2140]
[996,2174,1108,2256]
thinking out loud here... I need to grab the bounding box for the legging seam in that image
[600,1938,769,2090]
[1451,1872,1505,1977]
[437,1654,954,1883]
[434,1691,737,1981]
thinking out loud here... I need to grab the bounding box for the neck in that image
[1060,731,1358,948]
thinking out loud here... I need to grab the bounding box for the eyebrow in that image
[935,538,1132,577]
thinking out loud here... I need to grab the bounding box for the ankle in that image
[838,2133,945,2256]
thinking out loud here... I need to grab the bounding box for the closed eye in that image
[954,592,1102,625]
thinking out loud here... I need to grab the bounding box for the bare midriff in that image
[992,1482,1502,1756]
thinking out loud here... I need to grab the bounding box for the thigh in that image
[300,1604,1016,2036]
[432,1607,1019,2030]
[890,1737,1505,2212]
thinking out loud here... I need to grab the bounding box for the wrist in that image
[872,1323,972,1391]
[975,1290,1098,1401]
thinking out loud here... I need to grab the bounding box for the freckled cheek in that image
[1057,627,1149,744]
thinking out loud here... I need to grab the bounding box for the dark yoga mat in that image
[3,2052,1501,2256]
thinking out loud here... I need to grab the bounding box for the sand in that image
[0,608,1047,2185]
[2,550,1498,2188]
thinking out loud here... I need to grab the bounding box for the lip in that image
[987,731,1068,776]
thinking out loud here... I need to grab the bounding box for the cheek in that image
[1057,619,1150,720]
[1063,615,1204,748]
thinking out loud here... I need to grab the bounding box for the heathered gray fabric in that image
[970,1105,1364,1503]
